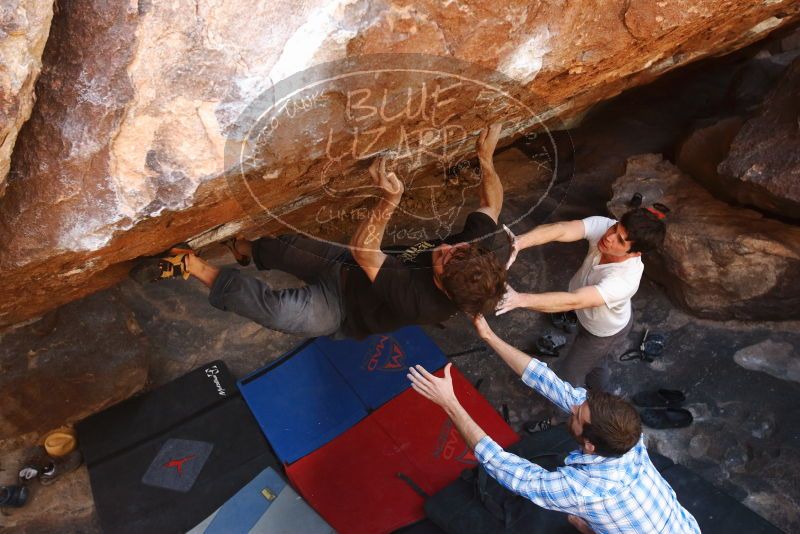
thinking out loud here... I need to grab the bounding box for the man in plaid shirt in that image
[408,315,700,534]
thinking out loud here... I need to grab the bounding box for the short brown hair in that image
[621,208,666,254]
[583,391,642,457]
[440,244,506,316]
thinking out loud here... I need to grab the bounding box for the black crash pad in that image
[76,361,280,534]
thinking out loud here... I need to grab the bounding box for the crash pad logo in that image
[433,419,477,465]
[225,53,570,250]
[141,438,213,492]
[363,335,406,372]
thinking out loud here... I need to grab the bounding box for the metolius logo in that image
[204,364,227,396]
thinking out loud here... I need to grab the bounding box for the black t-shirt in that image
[341,211,500,339]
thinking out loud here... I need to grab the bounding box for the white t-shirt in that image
[568,216,643,337]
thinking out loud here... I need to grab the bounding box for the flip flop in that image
[632,389,686,408]
[0,485,29,508]
[640,408,693,429]
[222,238,251,266]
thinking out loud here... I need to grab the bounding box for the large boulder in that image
[0,0,53,196]
[717,57,800,219]
[1,0,799,328]
[608,153,800,321]
[676,116,745,202]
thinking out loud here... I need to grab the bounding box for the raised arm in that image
[497,285,605,315]
[475,124,504,224]
[407,362,579,513]
[503,219,585,270]
[516,220,585,249]
[472,314,532,377]
[350,158,404,282]
[472,314,586,414]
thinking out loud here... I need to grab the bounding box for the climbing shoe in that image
[40,449,83,486]
[18,445,51,484]
[632,389,686,408]
[222,237,251,266]
[0,485,29,508]
[549,311,578,333]
[640,407,693,429]
[129,243,194,284]
[533,332,567,357]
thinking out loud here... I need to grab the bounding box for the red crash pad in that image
[286,416,427,534]
[286,366,518,534]
[374,366,519,494]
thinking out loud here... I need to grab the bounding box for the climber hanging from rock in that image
[129,124,508,340]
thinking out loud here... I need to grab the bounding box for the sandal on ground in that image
[129,242,194,284]
[0,485,29,508]
[632,389,686,408]
[40,449,83,486]
[640,408,693,429]
[222,237,251,266]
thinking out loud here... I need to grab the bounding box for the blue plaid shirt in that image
[474,359,700,534]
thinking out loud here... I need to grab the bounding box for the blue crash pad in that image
[315,326,448,409]
[238,342,367,464]
[188,466,334,534]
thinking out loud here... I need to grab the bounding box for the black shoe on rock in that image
[632,389,686,408]
[640,407,693,429]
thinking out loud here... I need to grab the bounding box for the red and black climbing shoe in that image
[129,243,194,284]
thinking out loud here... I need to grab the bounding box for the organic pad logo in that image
[141,438,213,493]
[225,54,571,249]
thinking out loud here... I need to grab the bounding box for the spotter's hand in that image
[407,363,457,409]
[495,284,522,316]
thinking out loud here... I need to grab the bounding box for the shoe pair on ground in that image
[130,238,251,284]
[632,389,693,429]
[3,446,83,508]
[526,312,577,357]
[18,445,83,487]
[2,430,83,509]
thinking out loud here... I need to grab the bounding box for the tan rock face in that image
[718,57,800,219]
[1,0,799,328]
[0,0,53,196]
[609,154,800,321]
